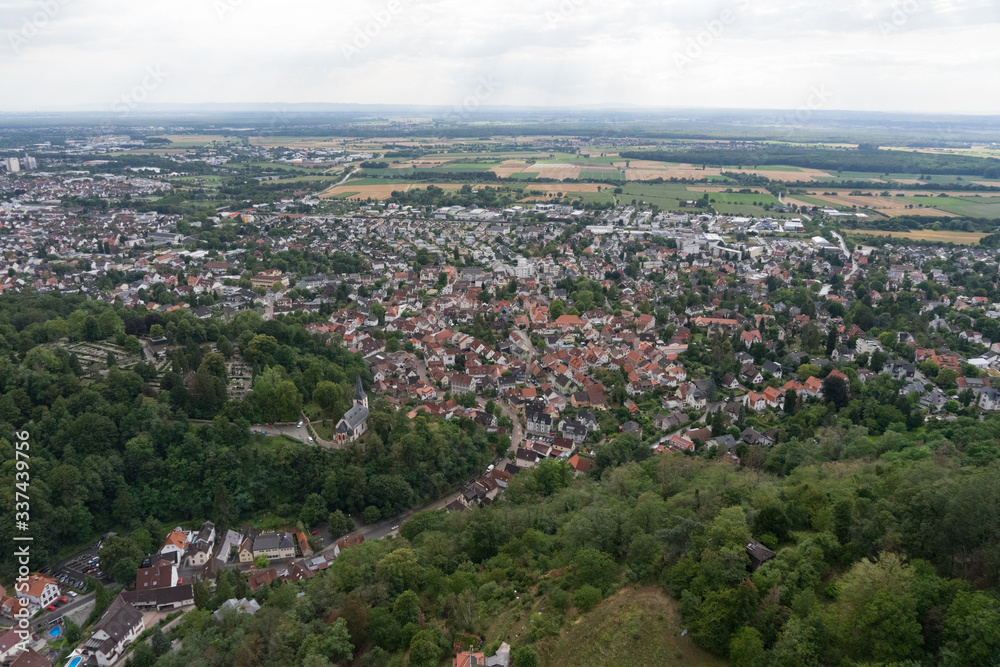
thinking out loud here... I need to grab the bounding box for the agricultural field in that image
[319,182,464,200]
[843,229,990,244]
[152,134,242,146]
[785,188,1000,218]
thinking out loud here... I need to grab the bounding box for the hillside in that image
[539,587,724,667]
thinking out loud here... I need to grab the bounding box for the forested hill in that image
[151,425,1000,667]
[0,292,503,574]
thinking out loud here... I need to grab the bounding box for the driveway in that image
[250,422,312,445]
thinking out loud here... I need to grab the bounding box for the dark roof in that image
[120,584,194,609]
[746,538,776,571]
[10,648,50,667]
[337,403,369,432]
[354,373,366,402]
[91,594,142,646]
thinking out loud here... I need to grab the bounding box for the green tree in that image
[253,554,269,569]
[127,642,157,667]
[511,645,539,667]
[392,589,420,626]
[363,505,382,524]
[729,626,765,667]
[571,548,617,593]
[193,579,212,609]
[328,510,348,538]
[151,627,171,656]
[112,557,138,586]
[313,380,343,414]
[573,584,602,612]
[408,629,441,667]
[300,493,328,527]
[275,380,304,421]
[99,535,144,582]
[940,591,1000,666]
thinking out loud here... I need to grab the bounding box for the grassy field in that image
[924,196,1000,218]
[537,587,725,667]
[844,229,989,244]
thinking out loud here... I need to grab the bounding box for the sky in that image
[1,0,999,114]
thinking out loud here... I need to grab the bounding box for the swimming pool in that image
[49,626,61,637]
[67,657,82,667]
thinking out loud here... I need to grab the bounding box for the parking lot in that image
[42,543,113,594]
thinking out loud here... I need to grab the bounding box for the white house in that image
[81,595,144,666]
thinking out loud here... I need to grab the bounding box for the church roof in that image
[354,373,366,403]
[337,403,369,432]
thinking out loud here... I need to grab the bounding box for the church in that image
[334,374,369,445]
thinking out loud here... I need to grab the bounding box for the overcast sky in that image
[1,0,998,114]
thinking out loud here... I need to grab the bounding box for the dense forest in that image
[0,293,504,576]
[129,422,1000,667]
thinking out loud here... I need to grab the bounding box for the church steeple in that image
[353,373,368,409]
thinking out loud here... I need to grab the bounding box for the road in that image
[318,167,355,196]
[28,592,95,631]
[829,231,857,278]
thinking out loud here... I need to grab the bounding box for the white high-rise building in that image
[4,157,19,173]
[22,156,37,170]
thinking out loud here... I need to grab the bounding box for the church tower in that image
[353,373,368,410]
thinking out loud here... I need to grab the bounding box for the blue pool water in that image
[49,626,61,637]
[67,657,82,667]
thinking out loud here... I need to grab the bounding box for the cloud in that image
[0,0,998,113]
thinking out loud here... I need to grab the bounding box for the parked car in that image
[68,591,77,598]
[310,529,318,535]
[297,421,303,428]
[46,605,56,611]
[308,437,314,443]
[58,597,68,603]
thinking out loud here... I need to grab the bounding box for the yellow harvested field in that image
[845,229,989,243]
[620,163,833,182]
[491,162,581,180]
[319,183,462,200]
[803,192,957,216]
[493,160,532,177]
[785,197,820,209]
[531,164,581,180]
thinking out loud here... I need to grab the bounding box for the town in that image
[3,124,1000,667]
